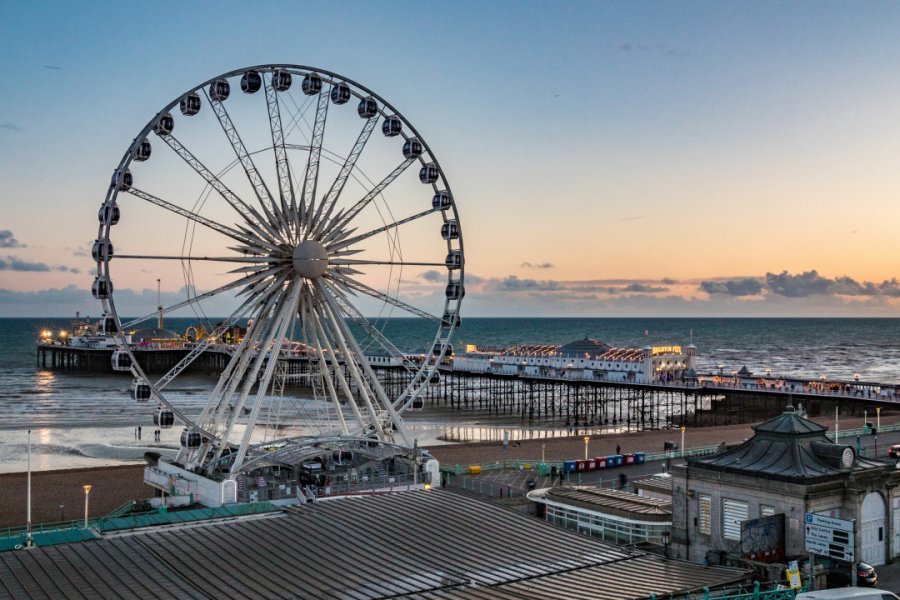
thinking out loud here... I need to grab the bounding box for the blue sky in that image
[2,1,900,317]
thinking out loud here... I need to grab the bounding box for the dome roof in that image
[556,337,611,358]
[131,328,182,343]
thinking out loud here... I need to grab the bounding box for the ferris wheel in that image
[91,65,463,475]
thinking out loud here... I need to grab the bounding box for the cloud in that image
[765,270,832,297]
[0,257,51,272]
[43,64,62,70]
[661,278,677,285]
[490,276,562,292]
[700,278,764,296]
[0,122,20,132]
[0,255,82,273]
[420,270,444,282]
[620,215,646,222]
[521,262,554,269]
[620,283,669,294]
[0,230,24,248]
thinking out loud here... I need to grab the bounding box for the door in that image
[861,492,886,566]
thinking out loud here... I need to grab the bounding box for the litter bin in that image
[469,465,481,475]
[538,463,552,476]
[576,460,586,472]
[624,453,635,465]
[634,452,646,464]
[595,456,607,469]
[587,459,596,471]
[563,460,577,473]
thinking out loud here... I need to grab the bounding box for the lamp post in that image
[83,484,91,528]
[59,504,64,522]
[583,436,590,461]
[26,430,32,548]
[541,443,546,464]
[680,426,686,457]
[877,407,881,430]
[662,530,671,558]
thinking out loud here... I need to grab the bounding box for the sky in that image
[2,1,900,318]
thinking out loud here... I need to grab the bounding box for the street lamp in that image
[662,530,671,558]
[83,484,92,528]
[680,426,686,457]
[877,407,881,430]
[541,443,546,464]
[583,436,590,460]
[59,504,64,522]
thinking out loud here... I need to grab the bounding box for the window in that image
[698,495,711,535]
[723,498,748,541]
[760,505,775,518]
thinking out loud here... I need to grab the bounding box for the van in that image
[796,588,899,599]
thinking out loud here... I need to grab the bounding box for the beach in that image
[1,413,891,530]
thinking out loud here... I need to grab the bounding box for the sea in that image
[3,317,900,472]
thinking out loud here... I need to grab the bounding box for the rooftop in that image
[0,490,747,599]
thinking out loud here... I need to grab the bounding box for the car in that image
[888,444,900,459]
[797,589,899,599]
[825,561,878,588]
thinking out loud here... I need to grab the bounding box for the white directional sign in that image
[804,513,855,562]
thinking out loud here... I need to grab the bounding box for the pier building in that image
[453,337,696,384]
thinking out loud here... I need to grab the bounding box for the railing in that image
[649,581,805,599]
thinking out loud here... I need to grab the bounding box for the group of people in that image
[134,425,162,442]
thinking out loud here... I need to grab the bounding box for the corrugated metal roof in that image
[545,486,672,520]
[0,491,748,600]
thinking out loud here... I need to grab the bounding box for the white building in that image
[452,337,696,384]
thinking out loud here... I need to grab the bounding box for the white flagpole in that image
[26,429,32,548]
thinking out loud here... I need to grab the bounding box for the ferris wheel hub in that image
[292,240,329,279]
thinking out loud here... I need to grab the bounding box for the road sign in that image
[805,513,854,532]
[804,513,855,561]
[805,536,854,561]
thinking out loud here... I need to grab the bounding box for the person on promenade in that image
[616,443,621,455]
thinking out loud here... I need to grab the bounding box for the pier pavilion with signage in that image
[670,405,900,570]
[453,337,696,384]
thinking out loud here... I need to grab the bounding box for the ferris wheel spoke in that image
[329,274,442,325]
[263,73,299,239]
[310,115,379,239]
[312,288,387,439]
[301,293,350,435]
[120,268,278,330]
[113,254,273,264]
[316,281,410,445]
[329,258,446,267]
[299,85,331,237]
[323,279,418,374]
[307,302,368,434]
[204,87,289,236]
[124,187,268,249]
[196,276,288,432]
[329,208,440,251]
[324,157,416,237]
[231,282,302,471]
[157,133,283,243]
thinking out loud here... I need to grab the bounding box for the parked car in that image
[887,444,900,459]
[826,561,878,588]
[798,589,898,599]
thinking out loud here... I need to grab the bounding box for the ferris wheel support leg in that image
[316,281,411,447]
[302,294,350,436]
[314,284,388,441]
[307,298,367,432]
[210,283,298,468]
[231,283,301,472]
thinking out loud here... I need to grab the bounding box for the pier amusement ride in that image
[91,65,463,504]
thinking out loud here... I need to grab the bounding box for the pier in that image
[37,341,899,432]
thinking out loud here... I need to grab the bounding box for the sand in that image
[0,414,891,530]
